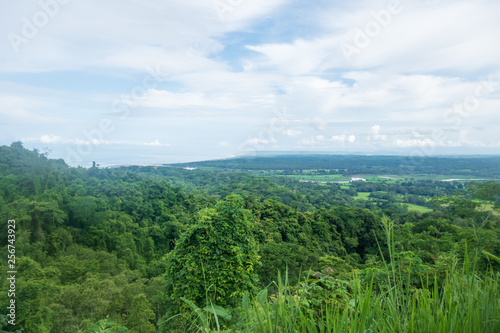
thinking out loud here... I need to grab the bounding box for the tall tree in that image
[162,195,260,318]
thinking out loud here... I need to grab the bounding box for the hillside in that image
[0,143,499,332]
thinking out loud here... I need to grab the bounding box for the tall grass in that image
[179,217,500,332]
[228,271,498,332]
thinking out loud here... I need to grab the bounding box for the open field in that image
[477,203,500,216]
[355,192,371,199]
[283,174,351,182]
[252,171,499,183]
[403,203,433,213]
[354,191,433,213]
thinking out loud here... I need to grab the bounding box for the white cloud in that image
[2,0,500,162]
[0,0,290,73]
[245,138,276,145]
[22,135,67,144]
[103,46,227,74]
[316,134,356,144]
[369,124,387,141]
[40,135,61,144]
[282,129,301,137]
[247,37,337,76]
[211,0,291,30]
[23,137,171,147]
[394,138,437,148]
[139,89,241,109]
[144,139,161,146]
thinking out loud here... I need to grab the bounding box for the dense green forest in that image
[169,154,500,178]
[1,142,500,332]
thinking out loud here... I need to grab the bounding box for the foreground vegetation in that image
[191,260,500,333]
[0,143,499,332]
[166,217,500,333]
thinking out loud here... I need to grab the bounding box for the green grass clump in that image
[215,267,499,333]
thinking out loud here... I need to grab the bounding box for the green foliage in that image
[125,294,155,333]
[472,181,500,203]
[163,195,260,320]
[0,144,499,332]
[179,297,232,332]
[86,318,128,333]
[231,267,500,333]
[297,268,351,316]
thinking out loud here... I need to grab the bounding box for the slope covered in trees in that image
[0,143,499,332]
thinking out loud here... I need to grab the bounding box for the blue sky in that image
[1,0,499,166]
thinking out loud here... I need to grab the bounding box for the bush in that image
[161,195,260,328]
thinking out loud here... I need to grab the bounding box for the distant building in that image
[350,177,366,182]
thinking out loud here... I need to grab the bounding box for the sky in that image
[1,0,499,167]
